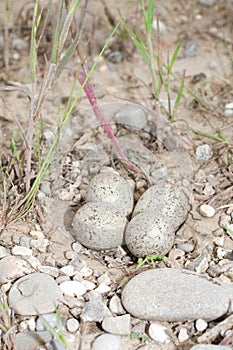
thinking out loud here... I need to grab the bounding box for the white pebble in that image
[178,328,189,342]
[60,265,75,276]
[80,266,93,278]
[81,280,96,291]
[72,242,82,253]
[29,230,45,239]
[225,102,233,109]
[95,283,111,294]
[195,319,208,332]
[224,109,233,116]
[59,281,86,297]
[196,144,213,161]
[148,323,171,343]
[66,318,79,333]
[38,266,59,278]
[199,204,215,217]
[11,246,32,256]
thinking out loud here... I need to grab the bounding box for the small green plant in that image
[121,0,184,120]
[0,289,12,334]
[131,331,148,343]
[138,255,164,269]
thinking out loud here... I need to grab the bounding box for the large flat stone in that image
[121,268,233,322]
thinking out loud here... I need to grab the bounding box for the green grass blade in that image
[170,76,184,121]
[167,43,180,74]
[147,0,155,33]
[30,0,39,81]
[192,129,225,142]
[121,19,149,65]
[51,0,64,63]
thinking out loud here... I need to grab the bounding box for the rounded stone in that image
[114,104,147,130]
[92,334,121,350]
[121,268,233,322]
[86,171,134,216]
[72,202,127,250]
[199,204,215,218]
[125,213,175,257]
[8,273,62,315]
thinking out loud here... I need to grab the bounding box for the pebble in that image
[102,314,131,335]
[176,242,194,253]
[121,268,233,322]
[40,181,52,196]
[14,331,52,350]
[0,245,10,258]
[203,184,215,195]
[196,144,213,161]
[198,0,216,6]
[11,246,33,256]
[19,236,31,247]
[107,51,123,64]
[0,255,32,283]
[178,327,189,342]
[199,204,215,218]
[66,318,80,333]
[38,266,59,278]
[59,281,86,297]
[36,313,58,331]
[60,265,75,276]
[12,37,28,51]
[225,102,233,110]
[9,273,62,315]
[109,295,125,315]
[29,230,45,239]
[195,319,208,332]
[185,41,198,57]
[92,334,121,350]
[30,238,49,252]
[148,323,171,343]
[72,202,127,250]
[114,104,147,131]
[190,345,231,350]
[95,283,111,294]
[81,291,110,322]
[19,318,36,332]
[72,242,82,253]
[208,60,218,70]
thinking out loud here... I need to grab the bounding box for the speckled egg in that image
[125,212,175,257]
[133,183,190,230]
[86,171,134,216]
[72,202,127,250]
[125,183,190,257]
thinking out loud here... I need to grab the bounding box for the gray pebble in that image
[196,144,213,161]
[81,291,110,322]
[0,255,32,283]
[107,51,123,64]
[14,331,52,350]
[36,313,58,331]
[176,242,194,253]
[102,314,131,335]
[92,334,121,350]
[122,268,233,322]
[190,345,231,350]
[109,295,126,315]
[114,104,147,130]
[12,37,28,51]
[9,273,62,315]
[0,245,10,259]
[198,0,216,6]
[185,41,198,57]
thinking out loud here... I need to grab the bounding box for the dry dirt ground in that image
[0,0,233,349]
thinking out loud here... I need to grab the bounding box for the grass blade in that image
[51,0,64,63]
[167,43,180,74]
[147,0,154,33]
[192,129,225,142]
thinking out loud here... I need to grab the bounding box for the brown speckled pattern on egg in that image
[125,212,175,257]
[72,202,127,250]
[86,172,134,216]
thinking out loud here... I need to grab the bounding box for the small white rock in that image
[225,102,233,109]
[148,323,171,343]
[81,280,96,291]
[60,265,75,276]
[196,144,213,161]
[224,109,233,116]
[11,246,33,256]
[178,327,189,342]
[59,281,86,297]
[195,319,208,332]
[97,273,111,285]
[109,295,126,315]
[38,266,59,278]
[95,283,111,294]
[80,267,93,278]
[29,230,45,239]
[199,204,215,218]
[66,318,79,333]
